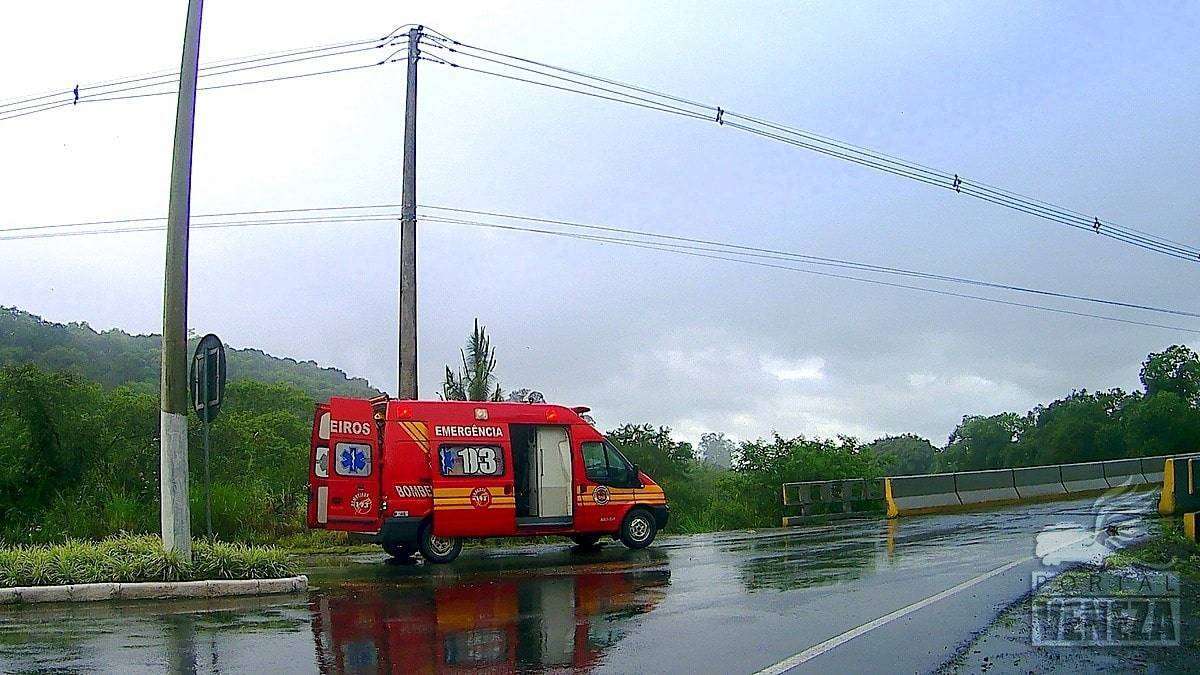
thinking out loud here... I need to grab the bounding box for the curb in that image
[0,575,307,606]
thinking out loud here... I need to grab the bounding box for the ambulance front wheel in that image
[619,509,658,550]
[418,522,462,564]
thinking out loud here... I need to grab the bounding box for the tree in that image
[1140,345,1200,404]
[862,434,936,475]
[606,423,694,483]
[698,432,735,469]
[937,413,1027,471]
[1122,391,1200,457]
[441,319,503,402]
[505,388,545,403]
[1015,389,1130,465]
[0,364,107,537]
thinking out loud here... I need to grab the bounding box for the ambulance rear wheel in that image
[418,523,462,564]
[571,534,603,550]
[619,509,657,550]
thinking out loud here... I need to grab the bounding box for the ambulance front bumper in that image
[650,504,670,530]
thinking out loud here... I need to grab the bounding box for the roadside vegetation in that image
[2,306,1200,546]
[1112,524,1200,580]
[0,535,295,587]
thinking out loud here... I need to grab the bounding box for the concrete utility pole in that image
[398,26,421,399]
[160,0,204,562]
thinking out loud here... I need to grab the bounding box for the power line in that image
[720,120,1200,263]
[417,206,1200,319]
[88,60,398,104]
[3,202,1198,326]
[0,55,403,122]
[0,25,420,110]
[420,54,713,124]
[0,37,410,123]
[0,202,407,233]
[0,38,384,113]
[0,213,404,240]
[418,31,1200,263]
[417,215,1200,335]
[418,39,710,122]
[9,25,1194,262]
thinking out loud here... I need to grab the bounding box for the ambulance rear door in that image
[324,397,382,531]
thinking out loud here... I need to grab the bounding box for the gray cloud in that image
[2,1,1197,449]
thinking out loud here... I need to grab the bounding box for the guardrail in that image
[883,455,1187,518]
[780,452,1199,526]
[781,478,884,525]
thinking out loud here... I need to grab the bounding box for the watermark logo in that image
[1031,568,1180,646]
[1030,483,1180,647]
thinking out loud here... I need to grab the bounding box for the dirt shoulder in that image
[938,529,1200,674]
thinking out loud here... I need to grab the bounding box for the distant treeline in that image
[1,306,1197,542]
[0,307,379,400]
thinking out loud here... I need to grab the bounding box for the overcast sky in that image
[3,1,1198,446]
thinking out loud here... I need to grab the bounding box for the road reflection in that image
[311,557,671,673]
[723,529,881,592]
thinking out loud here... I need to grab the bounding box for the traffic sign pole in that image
[201,346,212,538]
[190,334,225,539]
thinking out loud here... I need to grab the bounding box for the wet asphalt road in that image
[0,490,1168,674]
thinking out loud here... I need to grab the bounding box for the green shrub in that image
[0,534,295,587]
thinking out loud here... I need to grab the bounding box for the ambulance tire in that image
[382,541,415,560]
[418,522,462,564]
[570,534,603,550]
[619,509,658,550]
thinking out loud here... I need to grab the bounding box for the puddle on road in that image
[0,548,674,674]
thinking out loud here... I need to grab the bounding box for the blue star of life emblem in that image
[340,446,367,474]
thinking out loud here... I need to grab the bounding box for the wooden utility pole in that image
[398,26,421,399]
[160,0,204,562]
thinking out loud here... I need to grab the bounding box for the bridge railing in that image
[781,478,885,524]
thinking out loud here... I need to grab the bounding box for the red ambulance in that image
[307,397,669,563]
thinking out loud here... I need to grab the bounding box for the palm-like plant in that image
[442,319,504,401]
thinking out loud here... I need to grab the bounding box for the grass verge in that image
[0,534,296,588]
[1110,522,1200,580]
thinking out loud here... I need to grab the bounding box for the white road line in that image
[753,532,1095,675]
[752,556,1031,675]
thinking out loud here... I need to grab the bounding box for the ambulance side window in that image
[439,444,505,477]
[582,441,637,486]
[582,442,607,480]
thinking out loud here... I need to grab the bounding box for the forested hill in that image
[0,307,380,400]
